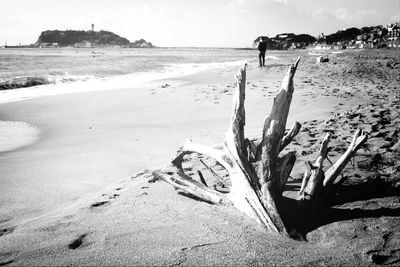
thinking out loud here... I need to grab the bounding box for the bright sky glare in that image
[1,0,400,47]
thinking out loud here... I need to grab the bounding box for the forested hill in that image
[35,30,154,48]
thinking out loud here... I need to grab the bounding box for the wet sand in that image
[0,49,399,266]
[0,121,40,153]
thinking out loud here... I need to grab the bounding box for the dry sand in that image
[0,50,399,266]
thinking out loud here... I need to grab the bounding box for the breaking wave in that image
[0,59,247,104]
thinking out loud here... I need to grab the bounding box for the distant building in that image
[387,23,399,40]
[39,42,59,48]
[73,40,92,48]
[387,22,400,47]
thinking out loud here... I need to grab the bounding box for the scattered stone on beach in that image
[316,56,329,63]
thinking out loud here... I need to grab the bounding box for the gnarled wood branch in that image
[298,129,368,202]
[324,129,368,186]
[298,134,331,200]
[153,170,229,205]
[199,159,228,188]
[154,58,367,240]
[168,64,283,234]
[276,151,297,195]
[280,121,302,151]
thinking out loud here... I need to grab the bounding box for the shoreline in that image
[0,55,354,226]
[0,59,248,105]
[0,58,249,159]
[0,49,399,266]
[0,61,251,225]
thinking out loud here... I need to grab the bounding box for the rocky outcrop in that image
[36,30,130,47]
[129,39,155,48]
[35,30,155,48]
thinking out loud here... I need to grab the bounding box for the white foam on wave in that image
[0,121,40,152]
[47,73,93,84]
[163,60,248,76]
[0,59,247,104]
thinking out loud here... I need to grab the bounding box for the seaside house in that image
[38,42,59,48]
[73,41,92,48]
[312,43,331,50]
[387,22,400,47]
[355,35,365,48]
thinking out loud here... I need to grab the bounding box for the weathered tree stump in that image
[153,58,368,239]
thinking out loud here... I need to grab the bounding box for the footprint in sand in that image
[68,233,89,250]
[91,185,127,208]
[90,201,110,208]
[0,226,16,237]
[108,194,119,200]
[0,259,14,266]
[37,220,74,232]
[136,192,148,197]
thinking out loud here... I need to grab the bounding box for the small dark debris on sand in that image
[90,201,110,208]
[68,233,87,250]
[0,226,16,238]
[0,260,14,266]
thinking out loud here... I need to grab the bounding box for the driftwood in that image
[154,59,368,239]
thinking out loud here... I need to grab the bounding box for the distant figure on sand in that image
[258,37,267,67]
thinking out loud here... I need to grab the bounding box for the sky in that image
[1,0,400,47]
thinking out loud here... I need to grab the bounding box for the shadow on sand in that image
[282,178,400,237]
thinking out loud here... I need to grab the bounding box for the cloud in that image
[334,8,379,25]
[227,0,289,6]
[128,5,169,20]
[226,0,292,13]
[390,14,400,22]
[273,0,289,4]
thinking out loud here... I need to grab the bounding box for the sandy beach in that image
[0,50,399,266]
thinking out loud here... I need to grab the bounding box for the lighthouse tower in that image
[91,24,94,32]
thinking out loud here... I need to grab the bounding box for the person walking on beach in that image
[258,37,267,67]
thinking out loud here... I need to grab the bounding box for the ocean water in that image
[0,47,293,224]
[0,47,257,81]
[0,47,288,103]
